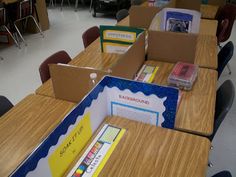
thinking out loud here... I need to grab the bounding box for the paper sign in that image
[100,25,144,53]
[67,124,125,177]
[48,113,92,177]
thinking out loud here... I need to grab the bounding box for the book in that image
[135,65,159,83]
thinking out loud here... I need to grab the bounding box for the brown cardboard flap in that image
[208,0,225,6]
[50,64,109,103]
[148,30,197,63]
[129,6,161,29]
[174,0,201,11]
[111,32,145,79]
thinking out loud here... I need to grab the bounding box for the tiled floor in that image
[0,5,235,177]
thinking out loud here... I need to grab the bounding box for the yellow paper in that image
[93,128,126,177]
[48,113,92,177]
[103,30,136,43]
[148,66,159,83]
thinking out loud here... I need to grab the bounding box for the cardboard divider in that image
[147,30,197,63]
[129,6,162,29]
[208,0,225,6]
[111,32,146,79]
[172,0,201,11]
[50,64,110,103]
[50,32,146,103]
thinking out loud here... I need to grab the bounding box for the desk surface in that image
[68,116,210,177]
[200,4,219,19]
[146,60,217,135]
[0,94,76,177]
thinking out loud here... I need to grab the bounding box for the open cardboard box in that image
[50,32,145,103]
[11,76,179,177]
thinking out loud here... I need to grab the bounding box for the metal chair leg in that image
[67,0,71,6]
[208,162,213,167]
[29,15,44,37]
[89,0,93,12]
[61,0,64,10]
[3,25,21,49]
[49,0,54,7]
[14,22,27,46]
[226,64,232,75]
[75,0,79,11]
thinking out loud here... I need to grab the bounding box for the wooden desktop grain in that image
[200,4,219,19]
[0,94,75,177]
[146,60,217,135]
[196,34,218,69]
[66,116,210,177]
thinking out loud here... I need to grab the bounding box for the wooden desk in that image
[35,33,217,98]
[200,4,219,19]
[0,94,76,177]
[68,116,210,177]
[146,60,217,135]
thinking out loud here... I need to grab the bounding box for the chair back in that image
[212,170,232,177]
[0,96,13,117]
[82,26,100,48]
[17,0,33,19]
[217,18,229,44]
[208,80,235,141]
[0,7,6,26]
[217,41,234,78]
[116,9,129,22]
[216,4,236,43]
[39,50,72,83]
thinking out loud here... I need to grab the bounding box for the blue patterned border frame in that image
[11,76,178,177]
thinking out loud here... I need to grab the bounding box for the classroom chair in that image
[208,80,235,142]
[216,4,236,45]
[215,4,236,74]
[217,41,234,77]
[0,96,14,117]
[39,50,72,83]
[82,26,100,48]
[116,9,129,22]
[14,0,44,46]
[212,170,232,177]
[0,7,20,48]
